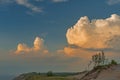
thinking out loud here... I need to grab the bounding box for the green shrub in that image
[110,60,117,65]
[47,71,53,77]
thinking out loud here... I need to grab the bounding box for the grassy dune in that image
[13,72,75,80]
[24,76,73,80]
[25,76,73,80]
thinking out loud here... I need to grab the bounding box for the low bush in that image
[47,71,53,77]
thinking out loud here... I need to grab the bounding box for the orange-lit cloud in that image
[57,46,119,64]
[66,14,120,50]
[58,14,120,60]
[63,46,95,59]
[15,43,31,53]
[33,37,44,51]
[15,37,48,54]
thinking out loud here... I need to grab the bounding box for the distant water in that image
[0,75,15,80]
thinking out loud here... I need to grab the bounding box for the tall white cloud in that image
[33,37,44,51]
[15,37,46,54]
[66,14,120,50]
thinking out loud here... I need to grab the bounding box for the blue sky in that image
[0,0,120,50]
[0,0,120,75]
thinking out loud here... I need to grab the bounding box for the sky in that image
[0,0,120,76]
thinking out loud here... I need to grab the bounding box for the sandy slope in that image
[69,64,120,80]
[96,65,120,80]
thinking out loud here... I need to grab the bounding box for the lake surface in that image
[0,75,15,80]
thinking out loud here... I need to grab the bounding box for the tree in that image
[101,51,105,64]
[92,51,105,67]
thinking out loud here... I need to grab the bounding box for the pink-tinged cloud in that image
[66,14,120,50]
[15,37,47,54]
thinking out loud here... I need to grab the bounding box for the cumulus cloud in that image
[107,0,120,5]
[15,37,47,54]
[15,43,31,53]
[52,0,68,3]
[33,37,43,51]
[66,14,120,50]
